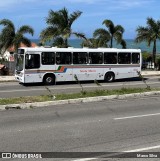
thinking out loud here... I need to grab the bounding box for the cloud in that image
[0,0,17,7]
[112,0,155,8]
[0,0,36,10]
[64,0,155,8]
[67,0,105,4]
[0,0,155,10]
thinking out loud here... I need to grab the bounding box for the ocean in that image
[31,39,160,53]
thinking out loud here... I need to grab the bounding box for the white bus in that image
[15,47,141,85]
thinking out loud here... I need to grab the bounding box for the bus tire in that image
[104,72,115,82]
[43,74,55,85]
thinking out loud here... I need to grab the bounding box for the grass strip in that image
[0,87,159,105]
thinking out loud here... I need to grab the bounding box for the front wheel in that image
[104,72,115,82]
[43,75,55,85]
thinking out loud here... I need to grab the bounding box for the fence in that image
[3,62,16,75]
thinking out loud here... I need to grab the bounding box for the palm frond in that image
[115,25,124,33]
[40,26,59,42]
[0,19,15,30]
[102,19,114,34]
[18,25,34,36]
[72,32,87,40]
[93,28,111,42]
[69,10,82,27]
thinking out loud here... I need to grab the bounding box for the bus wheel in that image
[105,72,115,82]
[43,75,55,85]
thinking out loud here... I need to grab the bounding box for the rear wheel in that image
[104,72,115,82]
[43,75,55,85]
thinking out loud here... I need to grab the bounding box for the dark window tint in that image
[132,53,140,64]
[18,49,24,54]
[42,52,55,65]
[56,52,72,65]
[25,54,40,69]
[89,52,103,64]
[104,52,117,64]
[73,52,88,64]
[118,52,131,64]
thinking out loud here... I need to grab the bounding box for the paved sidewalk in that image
[0,76,16,82]
[141,71,160,76]
[0,71,160,82]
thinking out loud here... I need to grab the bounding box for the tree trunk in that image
[64,38,68,48]
[110,37,113,48]
[153,40,156,69]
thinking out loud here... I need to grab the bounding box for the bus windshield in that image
[16,54,24,71]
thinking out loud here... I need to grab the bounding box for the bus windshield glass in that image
[16,54,24,71]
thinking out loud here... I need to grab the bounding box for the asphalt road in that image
[1,95,160,161]
[0,76,160,98]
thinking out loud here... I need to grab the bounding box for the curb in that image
[1,91,160,111]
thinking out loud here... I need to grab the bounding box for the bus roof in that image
[18,47,141,53]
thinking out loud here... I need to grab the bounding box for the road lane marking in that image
[124,145,160,152]
[114,112,160,120]
[72,158,96,161]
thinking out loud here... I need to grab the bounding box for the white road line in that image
[72,158,96,161]
[124,145,160,152]
[114,112,160,120]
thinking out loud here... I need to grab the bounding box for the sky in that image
[0,0,160,39]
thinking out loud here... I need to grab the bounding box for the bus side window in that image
[25,54,40,69]
[89,52,103,64]
[73,52,88,64]
[56,52,71,65]
[104,52,117,64]
[42,52,55,65]
[118,52,131,64]
[132,53,140,64]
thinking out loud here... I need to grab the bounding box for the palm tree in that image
[40,7,86,47]
[81,29,110,48]
[52,37,66,48]
[135,17,160,67]
[82,22,126,49]
[81,38,106,48]
[120,39,127,49]
[93,28,111,47]
[0,19,34,54]
[103,19,125,48]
